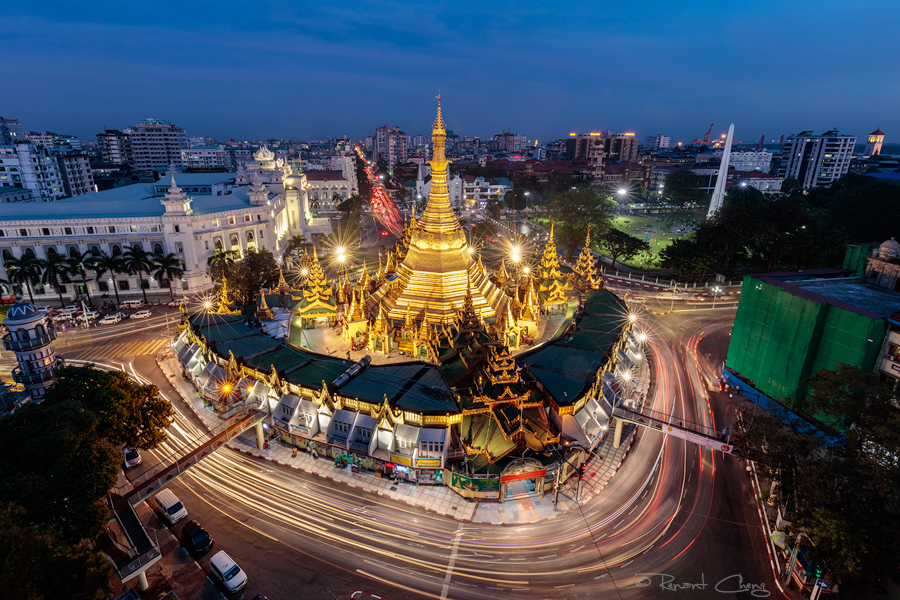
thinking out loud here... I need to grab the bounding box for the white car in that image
[209,551,247,593]
[167,298,189,307]
[98,314,122,325]
[78,311,100,321]
[123,448,142,468]
[52,313,73,322]
[62,305,79,312]
[130,309,152,320]
[35,305,52,312]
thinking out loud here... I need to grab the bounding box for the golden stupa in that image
[368,95,509,323]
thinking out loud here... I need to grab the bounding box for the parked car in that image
[78,311,100,321]
[98,314,122,325]
[62,305,79,312]
[123,448,142,468]
[119,300,144,310]
[35,305,52,312]
[209,551,247,593]
[52,313,73,323]
[180,520,214,555]
[130,309,152,320]
[167,298,189,307]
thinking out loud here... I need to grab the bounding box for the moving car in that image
[123,448,142,468]
[180,519,213,555]
[209,551,247,593]
[62,305,79,312]
[52,313,73,323]
[98,314,122,325]
[167,298,189,307]
[77,311,100,322]
[130,309,151,320]
[35,305,52,312]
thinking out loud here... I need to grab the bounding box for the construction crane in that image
[701,124,714,146]
[753,135,764,151]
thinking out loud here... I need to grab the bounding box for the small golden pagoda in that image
[536,221,572,310]
[367,95,509,324]
[573,224,601,290]
[295,247,337,324]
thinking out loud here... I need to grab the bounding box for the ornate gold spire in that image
[574,225,598,289]
[418,93,459,235]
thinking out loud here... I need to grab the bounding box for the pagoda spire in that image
[418,93,459,235]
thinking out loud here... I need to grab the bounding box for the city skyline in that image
[2,1,897,143]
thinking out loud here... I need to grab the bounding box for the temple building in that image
[175,98,644,501]
[367,96,510,324]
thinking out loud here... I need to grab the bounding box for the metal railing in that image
[2,326,57,351]
[12,358,65,385]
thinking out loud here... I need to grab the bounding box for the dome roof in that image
[881,237,900,250]
[5,297,41,322]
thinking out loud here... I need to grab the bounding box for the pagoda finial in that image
[550,219,555,238]
[585,223,591,247]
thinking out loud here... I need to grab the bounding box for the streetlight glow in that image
[617,189,627,196]
[628,313,637,323]
[301,268,309,276]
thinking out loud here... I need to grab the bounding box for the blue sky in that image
[2,1,897,145]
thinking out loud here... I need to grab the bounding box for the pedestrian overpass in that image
[612,404,734,454]
[119,405,267,507]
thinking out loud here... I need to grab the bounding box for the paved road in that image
[58,297,778,599]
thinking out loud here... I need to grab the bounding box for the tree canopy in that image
[597,228,650,268]
[733,364,900,585]
[546,187,617,257]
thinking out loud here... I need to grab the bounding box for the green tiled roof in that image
[528,366,591,405]
[564,330,619,354]
[217,335,281,360]
[578,314,627,331]
[247,347,305,374]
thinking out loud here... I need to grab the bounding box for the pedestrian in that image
[292,446,298,458]
[263,440,269,450]
[721,427,728,440]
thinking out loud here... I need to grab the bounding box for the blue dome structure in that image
[4,296,41,322]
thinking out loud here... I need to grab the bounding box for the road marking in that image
[620,560,634,568]
[643,544,655,554]
[613,519,625,529]
[595,532,608,540]
[507,557,527,561]
[440,526,463,600]
[569,545,585,553]
[538,554,557,559]
[594,574,608,579]
[555,583,575,588]
[628,504,638,515]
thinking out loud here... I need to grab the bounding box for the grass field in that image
[530,210,705,271]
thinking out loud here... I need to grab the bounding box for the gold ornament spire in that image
[418,93,459,234]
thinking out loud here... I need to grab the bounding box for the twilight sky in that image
[2,1,897,146]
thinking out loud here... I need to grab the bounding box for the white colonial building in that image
[0,148,332,303]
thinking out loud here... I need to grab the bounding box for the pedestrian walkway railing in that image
[613,404,735,453]
[116,405,266,506]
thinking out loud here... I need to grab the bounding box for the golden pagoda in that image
[368,95,509,324]
[536,221,572,309]
[295,247,337,324]
[573,224,601,289]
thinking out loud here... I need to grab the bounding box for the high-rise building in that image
[129,118,189,171]
[495,131,527,153]
[374,125,408,170]
[604,132,638,163]
[565,132,603,160]
[0,117,25,145]
[181,145,230,170]
[0,143,66,201]
[864,129,885,158]
[97,129,134,165]
[644,134,671,151]
[54,151,97,196]
[778,130,856,188]
[712,150,772,172]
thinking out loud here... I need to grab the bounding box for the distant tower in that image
[707,123,735,218]
[864,129,885,158]
[2,296,62,399]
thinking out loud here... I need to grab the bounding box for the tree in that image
[64,249,97,307]
[486,194,503,219]
[122,246,152,304]
[0,502,113,600]
[225,247,280,308]
[547,187,617,257]
[664,170,705,204]
[284,234,307,263]
[207,248,239,284]
[503,188,528,213]
[733,365,900,586]
[91,252,124,306]
[39,251,70,307]
[781,178,802,195]
[4,255,41,303]
[597,228,650,268]
[151,253,184,301]
[44,366,174,450]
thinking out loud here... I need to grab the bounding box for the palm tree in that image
[64,250,97,307]
[3,255,41,303]
[39,252,70,307]
[92,252,124,307]
[151,253,184,301]
[122,246,153,304]
[207,247,239,269]
[283,234,307,266]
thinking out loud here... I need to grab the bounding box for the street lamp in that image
[712,285,722,308]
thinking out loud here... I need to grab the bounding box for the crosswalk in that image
[57,338,172,362]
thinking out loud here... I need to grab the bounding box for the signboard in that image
[664,425,733,454]
[501,469,547,483]
[449,471,500,491]
[389,453,412,467]
[416,457,442,468]
[891,363,900,373]
[816,579,829,589]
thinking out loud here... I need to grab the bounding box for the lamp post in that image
[712,285,722,309]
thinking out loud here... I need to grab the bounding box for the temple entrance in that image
[499,458,547,503]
